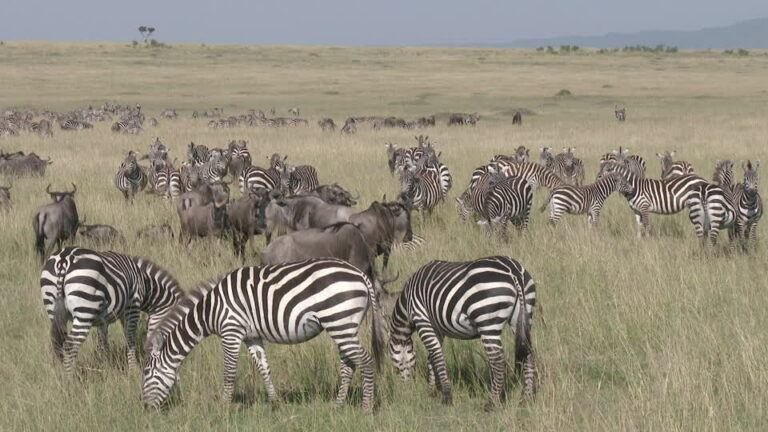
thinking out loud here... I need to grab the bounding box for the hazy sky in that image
[2,0,767,45]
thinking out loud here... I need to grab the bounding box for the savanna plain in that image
[1,42,767,431]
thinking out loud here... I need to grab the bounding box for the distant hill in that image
[461,18,768,50]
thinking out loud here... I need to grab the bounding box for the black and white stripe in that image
[657,151,695,180]
[399,168,444,213]
[287,165,319,195]
[40,247,182,373]
[485,161,564,192]
[732,161,763,248]
[114,151,148,202]
[239,165,283,194]
[142,258,384,410]
[468,167,533,238]
[153,166,183,199]
[387,256,537,406]
[540,172,629,226]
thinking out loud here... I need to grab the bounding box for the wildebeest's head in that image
[46,183,77,203]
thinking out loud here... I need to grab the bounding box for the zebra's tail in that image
[33,212,46,257]
[368,276,386,371]
[51,293,68,360]
[538,191,554,213]
[513,280,533,381]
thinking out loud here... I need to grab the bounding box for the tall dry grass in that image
[0,42,767,431]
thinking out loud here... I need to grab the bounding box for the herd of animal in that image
[0,102,762,413]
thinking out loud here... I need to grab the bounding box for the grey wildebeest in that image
[227,188,272,259]
[33,184,79,259]
[176,183,230,247]
[0,185,11,212]
[312,183,358,206]
[78,222,125,245]
[264,195,358,244]
[0,150,52,176]
[136,224,174,242]
[447,113,480,126]
[318,118,336,131]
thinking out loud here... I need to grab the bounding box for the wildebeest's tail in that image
[33,212,46,258]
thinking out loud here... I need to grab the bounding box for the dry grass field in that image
[1,42,767,431]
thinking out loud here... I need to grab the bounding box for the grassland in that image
[1,42,767,431]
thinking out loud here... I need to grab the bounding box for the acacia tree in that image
[138,26,148,43]
[147,27,155,41]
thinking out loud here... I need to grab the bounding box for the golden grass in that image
[1,42,767,431]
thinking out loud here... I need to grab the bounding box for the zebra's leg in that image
[62,316,95,375]
[334,356,355,407]
[479,332,506,410]
[121,308,140,372]
[245,339,279,405]
[415,323,452,405]
[332,335,375,411]
[220,331,244,404]
[426,334,443,394]
[632,210,644,238]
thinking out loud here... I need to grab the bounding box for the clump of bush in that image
[622,44,678,53]
[555,89,573,97]
[724,48,749,56]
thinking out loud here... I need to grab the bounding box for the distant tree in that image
[147,27,155,40]
[138,26,148,43]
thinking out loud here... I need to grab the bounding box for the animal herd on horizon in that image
[0,102,762,412]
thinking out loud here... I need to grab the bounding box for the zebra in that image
[467,167,533,239]
[114,151,148,202]
[142,258,385,411]
[698,161,738,247]
[198,152,229,183]
[31,119,53,137]
[615,105,626,121]
[153,165,183,199]
[340,118,357,135]
[489,161,564,192]
[287,165,319,195]
[318,118,336,131]
[59,119,93,130]
[187,142,209,166]
[539,172,631,227]
[399,168,444,214]
[598,147,646,179]
[560,148,585,186]
[386,143,410,175]
[418,153,452,195]
[386,256,537,407]
[657,151,695,179]
[603,162,708,238]
[239,165,283,194]
[730,161,763,249]
[227,140,252,178]
[40,247,182,374]
[160,109,178,119]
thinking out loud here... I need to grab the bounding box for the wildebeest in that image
[176,184,230,247]
[264,195,357,243]
[318,118,336,131]
[447,113,480,126]
[227,189,272,258]
[348,200,413,268]
[288,107,300,117]
[32,184,79,259]
[0,185,11,212]
[136,224,174,242]
[0,150,52,176]
[78,222,125,245]
[260,222,374,275]
[312,183,358,206]
[512,111,522,125]
[615,105,627,121]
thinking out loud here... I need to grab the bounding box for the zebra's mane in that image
[147,277,221,351]
[712,160,734,187]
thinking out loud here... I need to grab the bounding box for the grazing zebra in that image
[615,105,626,121]
[731,161,763,249]
[387,256,537,407]
[489,161,565,192]
[287,165,319,195]
[468,167,533,239]
[59,119,93,130]
[40,247,182,374]
[604,162,708,238]
[114,151,148,202]
[540,172,630,227]
[142,259,385,411]
[288,107,300,116]
[239,165,283,194]
[111,120,142,134]
[399,169,444,213]
[598,147,646,179]
[657,151,695,179]
[160,109,178,119]
[391,233,426,253]
[318,118,336,131]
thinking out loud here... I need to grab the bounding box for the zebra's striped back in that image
[142,258,383,410]
[400,169,443,212]
[543,172,628,226]
[388,256,537,401]
[491,161,564,191]
[239,165,282,194]
[40,247,182,372]
[288,165,319,195]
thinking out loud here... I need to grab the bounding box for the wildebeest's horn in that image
[45,184,52,194]
[352,190,360,200]
[70,184,77,194]
[379,271,400,285]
